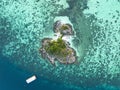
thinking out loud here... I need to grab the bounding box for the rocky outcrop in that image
[53,20,74,35]
[40,20,76,65]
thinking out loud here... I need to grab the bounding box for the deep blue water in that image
[0,56,120,90]
[0,56,74,90]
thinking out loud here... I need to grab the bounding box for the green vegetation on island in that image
[45,37,71,58]
[60,24,69,31]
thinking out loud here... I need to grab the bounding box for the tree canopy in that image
[45,37,70,57]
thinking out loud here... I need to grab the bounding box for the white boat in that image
[26,75,37,84]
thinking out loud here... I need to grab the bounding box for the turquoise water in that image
[0,0,120,89]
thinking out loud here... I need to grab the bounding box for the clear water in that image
[0,0,120,90]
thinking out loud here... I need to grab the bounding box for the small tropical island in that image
[40,20,76,64]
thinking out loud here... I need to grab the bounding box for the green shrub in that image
[60,25,69,30]
[45,37,69,57]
